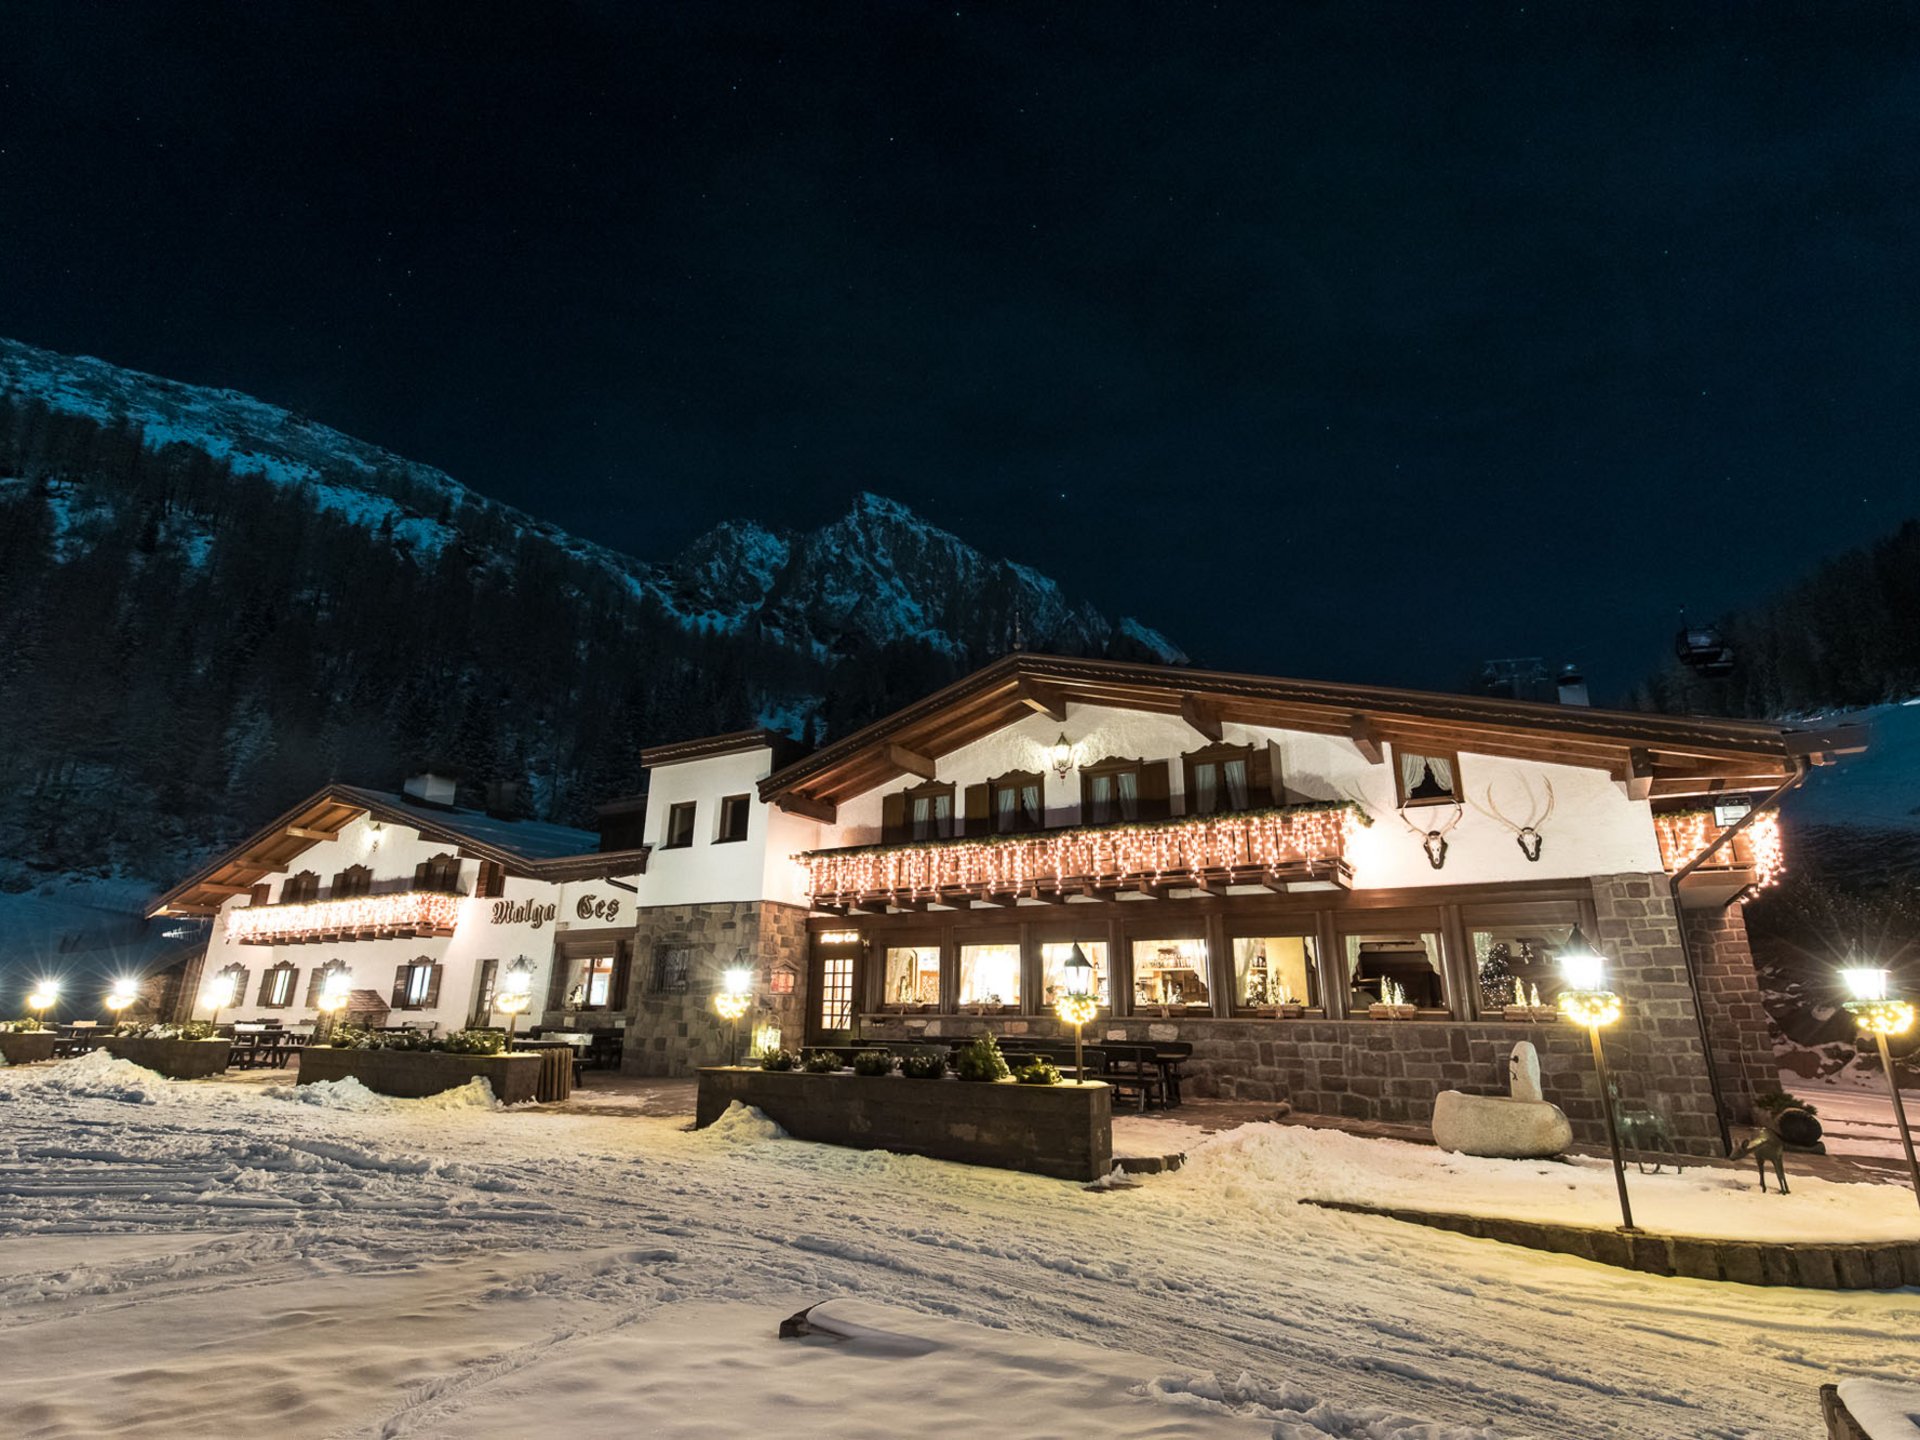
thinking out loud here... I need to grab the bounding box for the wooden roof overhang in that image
[758,653,1869,821]
[149,785,649,918]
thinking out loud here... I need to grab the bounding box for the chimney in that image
[402,771,458,808]
[484,778,522,819]
[1556,664,1590,707]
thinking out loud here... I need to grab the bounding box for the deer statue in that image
[1732,1126,1790,1194]
[1398,802,1462,869]
[1469,776,1555,862]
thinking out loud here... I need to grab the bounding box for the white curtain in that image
[931,792,952,835]
[1399,751,1454,799]
[1192,763,1218,815]
[1224,758,1249,810]
[1115,770,1139,820]
[996,785,1019,831]
[911,795,932,838]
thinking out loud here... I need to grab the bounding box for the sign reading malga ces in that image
[490,899,558,928]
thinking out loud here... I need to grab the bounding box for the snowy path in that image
[3,1059,1916,1438]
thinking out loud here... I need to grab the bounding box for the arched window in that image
[413,852,463,894]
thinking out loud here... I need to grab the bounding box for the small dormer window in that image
[663,802,697,849]
[716,794,751,844]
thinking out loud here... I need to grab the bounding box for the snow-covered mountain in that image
[0,337,1181,669]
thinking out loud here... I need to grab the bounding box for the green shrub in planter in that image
[802,1049,842,1073]
[0,1018,48,1033]
[759,1047,796,1072]
[113,1021,215,1040]
[329,1024,435,1051]
[952,1035,1010,1082]
[851,1050,895,1077]
[899,1050,948,1079]
[437,1029,506,1055]
[1013,1057,1062,1086]
[1753,1087,1815,1116]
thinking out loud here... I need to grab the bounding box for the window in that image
[882,945,941,1008]
[1183,743,1254,816]
[716,794,752,843]
[1040,941,1109,1007]
[651,946,691,993]
[1466,903,1585,1014]
[259,963,298,1009]
[470,957,499,1027]
[988,771,1043,834]
[332,865,373,898]
[305,960,347,1007]
[568,952,624,1009]
[414,852,463,893]
[1232,936,1320,1011]
[818,956,855,1032]
[1132,938,1210,1011]
[281,871,320,904]
[1344,932,1447,1011]
[392,959,441,1010]
[958,943,1021,1009]
[663,802,697,849]
[1080,758,1143,826]
[1395,749,1462,808]
[882,781,955,844]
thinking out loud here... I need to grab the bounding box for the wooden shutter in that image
[423,965,443,1007]
[1138,761,1172,820]
[881,792,908,844]
[305,967,325,1006]
[1249,748,1272,808]
[257,970,275,1005]
[477,861,505,898]
[1266,740,1286,804]
[250,883,271,906]
[963,783,990,835]
[550,952,574,1008]
[610,941,632,1009]
[392,964,411,1009]
[413,858,431,889]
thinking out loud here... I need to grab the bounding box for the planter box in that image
[103,1037,233,1079]
[1368,1004,1419,1020]
[297,1046,542,1105]
[696,1066,1112,1182]
[1502,1005,1560,1023]
[0,1032,59,1065]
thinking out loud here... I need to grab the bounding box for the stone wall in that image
[621,901,810,1076]
[1683,901,1774,1126]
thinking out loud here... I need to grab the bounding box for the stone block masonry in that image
[622,901,810,1077]
[1684,901,1774,1128]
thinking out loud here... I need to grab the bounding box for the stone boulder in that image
[1431,1090,1573,1159]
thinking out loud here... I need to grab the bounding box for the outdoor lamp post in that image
[1053,944,1099,1083]
[1557,929,1636,1233]
[317,968,354,1041]
[1841,965,1920,1210]
[715,966,753,1065]
[494,958,537,1044]
[103,977,139,1022]
[204,965,244,1030]
[25,980,59,1024]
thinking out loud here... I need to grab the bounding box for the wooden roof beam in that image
[1180,695,1224,743]
[777,792,837,824]
[1015,678,1068,722]
[1348,714,1385,765]
[883,743,937,781]
[1624,748,1655,802]
[286,825,342,842]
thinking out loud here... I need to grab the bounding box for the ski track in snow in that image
[1,1063,1912,1439]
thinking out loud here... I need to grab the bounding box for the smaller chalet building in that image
[153,654,1866,1155]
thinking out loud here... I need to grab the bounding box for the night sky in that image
[3,4,1916,699]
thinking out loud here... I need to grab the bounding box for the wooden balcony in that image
[800,803,1362,913]
[224,890,465,945]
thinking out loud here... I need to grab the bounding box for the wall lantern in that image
[715,965,754,1065]
[1556,928,1635,1232]
[1841,962,1920,1209]
[1052,943,1099,1083]
[1048,732,1075,780]
[494,957,537,1042]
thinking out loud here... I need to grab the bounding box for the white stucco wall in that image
[640,747,820,907]
[193,812,639,1031]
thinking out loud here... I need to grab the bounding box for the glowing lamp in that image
[1557,928,1607,994]
[494,957,537,1041]
[1841,961,1920,1209]
[714,967,753,1064]
[104,978,139,1014]
[318,970,354,1012]
[1062,944,1095,998]
[1843,967,1891,1004]
[1558,991,1622,1029]
[1047,732,1075,779]
[1052,944,1099,1082]
[26,981,59,1014]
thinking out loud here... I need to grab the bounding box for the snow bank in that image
[0,1048,172,1105]
[696,1100,786,1144]
[260,1076,501,1113]
[1142,1371,1500,1439]
[1175,1120,1920,1242]
[1836,1378,1920,1439]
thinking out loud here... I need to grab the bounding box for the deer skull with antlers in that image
[1398,802,1462,869]
[1468,775,1555,862]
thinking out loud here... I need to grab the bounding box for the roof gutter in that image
[1668,755,1809,1155]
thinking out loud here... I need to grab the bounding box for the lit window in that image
[1344,932,1447,1010]
[1132,938,1210,1011]
[883,946,941,1008]
[1232,936,1319,1011]
[717,795,751,843]
[265,965,297,1008]
[1395,749,1461,809]
[958,943,1021,1009]
[580,955,616,1007]
[1467,905,1584,1014]
[1041,941,1109,1007]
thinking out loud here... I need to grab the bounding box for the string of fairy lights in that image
[225,891,465,945]
[799,804,1365,902]
[1651,810,1784,890]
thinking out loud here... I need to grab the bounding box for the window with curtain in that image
[957,943,1021,1008]
[1343,932,1448,1010]
[1131,938,1210,1010]
[1183,745,1254,816]
[1395,749,1461,808]
[909,784,954,840]
[883,945,942,1007]
[987,772,1043,834]
[1232,936,1320,1011]
[1081,759,1143,825]
[1465,902,1585,1013]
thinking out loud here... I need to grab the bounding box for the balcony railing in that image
[799,803,1364,912]
[1653,809,1784,890]
[225,890,465,945]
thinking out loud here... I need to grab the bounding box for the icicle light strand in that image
[226,891,465,944]
[1652,810,1784,890]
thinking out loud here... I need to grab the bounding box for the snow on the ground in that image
[1781,1077,1920,1163]
[1837,1377,1920,1439]
[3,1059,1916,1439]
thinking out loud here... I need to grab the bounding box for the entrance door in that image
[807,932,862,1045]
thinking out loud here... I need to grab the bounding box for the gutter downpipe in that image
[1666,756,1809,1156]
